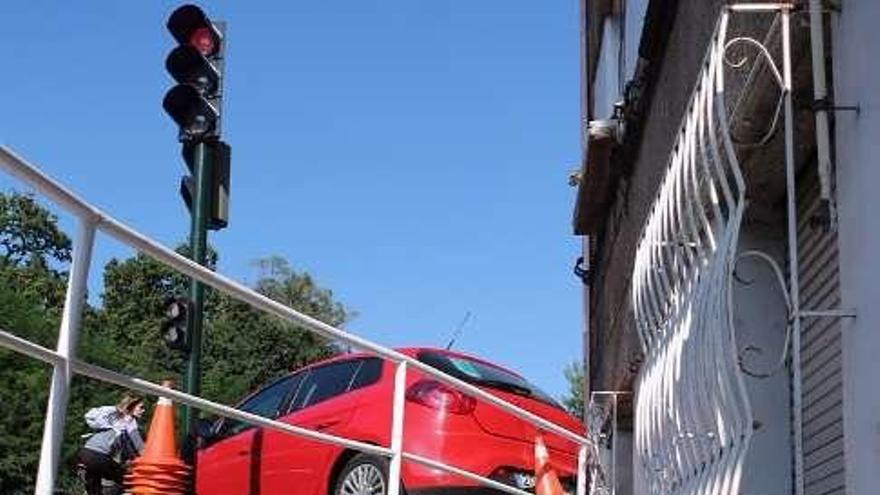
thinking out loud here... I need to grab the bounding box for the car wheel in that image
[334,453,390,495]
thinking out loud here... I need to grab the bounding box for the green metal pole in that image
[183,141,211,440]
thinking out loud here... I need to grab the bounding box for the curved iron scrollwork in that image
[731,250,793,379]
[723,28,787,148]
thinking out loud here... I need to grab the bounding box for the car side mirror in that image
[196,418,217,444]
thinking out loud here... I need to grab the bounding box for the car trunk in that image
[472,387,585,460]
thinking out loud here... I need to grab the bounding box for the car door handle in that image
[313,419,341,431]
[236,449,251,456]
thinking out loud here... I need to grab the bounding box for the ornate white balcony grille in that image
[629,6,795,495]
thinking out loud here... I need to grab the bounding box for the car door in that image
[197,373,302,495]
[196,427,259,495]
[260,358,383,494]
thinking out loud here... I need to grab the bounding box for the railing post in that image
[34,218,97,495]
[611,393,617,495]
[387,360,407,495]
[781,8,805,495]
[577,443,588,495]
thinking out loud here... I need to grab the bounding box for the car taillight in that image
[405,380,477,415]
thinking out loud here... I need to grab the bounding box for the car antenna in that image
[445,310,472,350]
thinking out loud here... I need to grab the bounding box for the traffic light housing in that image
[180,140,231,230]
[161,297,191,352]
[164,4,231,230]
[163,4,224,141]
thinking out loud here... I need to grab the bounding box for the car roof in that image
[232,346,526,410]
[296,346,523,379]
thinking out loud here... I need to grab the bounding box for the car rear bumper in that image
[409,482,579,495]
[408,487,517,495]
[400,427,578,491]
[398,389,581,494]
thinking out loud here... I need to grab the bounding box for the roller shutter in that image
[797,171,845,495]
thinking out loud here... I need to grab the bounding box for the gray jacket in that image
[82,406,144,460]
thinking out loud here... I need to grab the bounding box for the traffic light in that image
[161,297,190,352]
[163,4,224,141]
[164,4,231,230]
[180,140,231,230]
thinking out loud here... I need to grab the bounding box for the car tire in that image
[333,453,397,495]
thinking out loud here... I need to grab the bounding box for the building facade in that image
[574,2,879,495]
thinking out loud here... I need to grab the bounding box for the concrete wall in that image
[590,0,724,393]
[832,3,880,495]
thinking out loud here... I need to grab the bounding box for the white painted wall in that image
[591,0,649,120]
[623,0,649,81]
[831,3,880,495]
[614,430,633,495]
[732,228,792,495]
[594,15,622,119]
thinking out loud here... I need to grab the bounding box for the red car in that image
[196,347,585,495]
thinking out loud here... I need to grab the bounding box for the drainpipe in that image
[809,0,836,229]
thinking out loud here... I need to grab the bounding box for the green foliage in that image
[0,191,350,493]
[96,252,190,380]
[0,192,71,270]
[0,267,56,494]
[561,360,586,421]
[95,252,347,405]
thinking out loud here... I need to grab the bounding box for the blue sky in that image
[0,1,583,399]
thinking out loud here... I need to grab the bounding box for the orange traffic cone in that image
[125,381,191,495]
[535,433,566,495]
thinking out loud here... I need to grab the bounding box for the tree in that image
[95,251,350,405]
[561,360,586,421]
[0,274,56,494]
[94,250,192,380]
[0,192,71,315]
[0,192,71,270]
[0,192,74,494]
[202,256,347,404]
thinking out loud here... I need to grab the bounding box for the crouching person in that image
[78,392,146,495]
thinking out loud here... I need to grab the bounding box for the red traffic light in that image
[165,4,225,141]
[190,27,217,56]
[167,4,221,57]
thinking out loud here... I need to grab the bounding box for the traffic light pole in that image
[163,7,227,492]
[183,141,211,440]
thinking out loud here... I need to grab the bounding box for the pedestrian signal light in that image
[162,297,191,352]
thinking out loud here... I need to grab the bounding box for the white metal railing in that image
[0,145,592,495]
[586,391,629,495]
[629,6,797,495]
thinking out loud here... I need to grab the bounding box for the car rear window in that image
[290,360,361,411]
[416,351,562,409]
[350,357,383,390]
[214,373,303,439]
[286,357,384,412]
